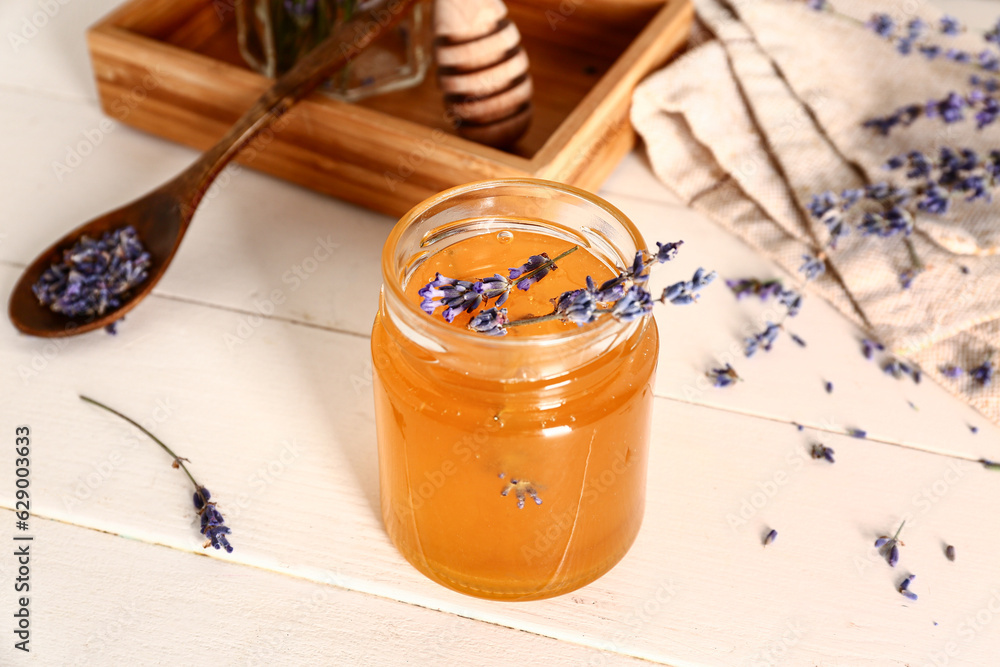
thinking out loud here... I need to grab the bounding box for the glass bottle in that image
[371,179,659,601]
[235,0,432,102]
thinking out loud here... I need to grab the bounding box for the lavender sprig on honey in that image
[80,395,234,553]
[419,240,714,336]
[32,225,151,333]
[419,246,578,324]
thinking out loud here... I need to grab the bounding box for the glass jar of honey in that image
[371,179,659,600]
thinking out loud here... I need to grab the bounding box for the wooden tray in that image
[87,0,693,216]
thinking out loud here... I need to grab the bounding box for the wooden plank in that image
[2,262,998,665]
[532,0,694,178]
[87,26,532,216]
[0,514,651,665]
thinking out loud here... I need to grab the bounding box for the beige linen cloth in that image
[631,0,1000,426]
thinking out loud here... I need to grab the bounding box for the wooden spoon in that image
[8,0,416,338]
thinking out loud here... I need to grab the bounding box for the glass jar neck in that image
[380,179,648,382]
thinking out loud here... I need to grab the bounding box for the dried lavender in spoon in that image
[32,225,151,333]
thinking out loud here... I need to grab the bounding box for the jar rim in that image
[381,178,647,349]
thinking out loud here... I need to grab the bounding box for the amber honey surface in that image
[372,224,658,600]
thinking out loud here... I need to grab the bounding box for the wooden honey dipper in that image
[434,0,533,148]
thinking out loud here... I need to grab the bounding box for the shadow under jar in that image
[371,179,659,601]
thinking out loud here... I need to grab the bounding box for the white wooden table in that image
[2,1,999,664]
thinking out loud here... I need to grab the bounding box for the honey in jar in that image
[372,179,658,600]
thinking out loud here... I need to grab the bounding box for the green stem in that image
[514,245,579,285]
[892,519,906,541]
[80,395,202,495]
[903,238,925,271]
[505,312,563,328]
[505,304,615,329]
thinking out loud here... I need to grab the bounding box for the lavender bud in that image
[467,307,508,336]
[554,289,598,326]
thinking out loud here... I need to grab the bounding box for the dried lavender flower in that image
[969,359,995,386]
[940,16,962,36]
[763,528,778,546]
[777,288,803,316]
[419,274,481,322]
[848,427,867,439]
[810,443,835,463]
[899,574,918,601]
[80,395,233,553]
[509,253,555,290]
[197,488,233,553]
[790,333,807,347]
[725,278,783,301]
[660,268,717,306]
[862,338,885,360]
[553,289,598,326]
[940,364,964,378]
[884,359,921,383]
[707,363,740,388]
[32,225,151,329]
[945,544,956,561]
[875,521,905,567]
[655,240,683,263]
[442,241,710,335]
[499,473,542,509]
[799,254,826,280]
[467,307,508,336]
[824,381,833,394]
[744,322,781,357]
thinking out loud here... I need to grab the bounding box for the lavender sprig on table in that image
[939,356,995,386]
[805,147,1000,289]
[32,225,151,334]
[80,395,234,553]
[419,240,716,336]
[707,363,740,388]
[736,281,805,357]
[875,520,906,567]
